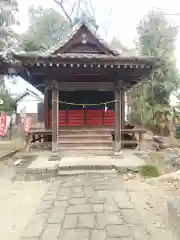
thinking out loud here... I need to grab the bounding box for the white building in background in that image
[13,88,44,123]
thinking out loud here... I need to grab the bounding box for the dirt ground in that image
[137,133,180,175]
[123,173,180,239]
[0,159,50,240]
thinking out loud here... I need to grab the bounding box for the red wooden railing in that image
[48,109,115,127]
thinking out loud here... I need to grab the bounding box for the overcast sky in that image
[6,0,180,95]
[16,0,180,48]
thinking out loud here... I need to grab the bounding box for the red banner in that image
[24,117,31,133]
[0,112,7,137]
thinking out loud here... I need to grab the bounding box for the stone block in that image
[67,204,92,214]
[106,225,131,238]
[72,186,84,193]
[96,213,124,229]
[60,229,90,240]
[42,192,56,201]
[36,201,54,213]
[53,179,63,185]
[92,204,104,213]
[69,197,88,205]
[63,214,78,229]
[71,192,85,198]
[57,194,70,201]
[88,196,105,204]
[91,230,106,240]
[54,200,69,207]
[48,207,66,224]
[58,187,71,196]
[78,214,96,229]
[104,203,119,212]
[42,224,62,240]
[84,186,94,197]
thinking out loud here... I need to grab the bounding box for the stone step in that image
[57,169,116,176]
[59,148,113,156]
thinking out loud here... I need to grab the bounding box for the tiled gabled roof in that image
[43,21,120,56]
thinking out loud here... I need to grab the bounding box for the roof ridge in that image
[14,88,43,102]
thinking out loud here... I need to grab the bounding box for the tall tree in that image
[19,6,70,52]
[137,10,179,103]
[131,9,180,134]
[0,0,18,50]
[0,89,16,114]
[0,0,18,89]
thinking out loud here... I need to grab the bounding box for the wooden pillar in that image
[121,89,125,129]
[114,88,121,152]
[44,87,48,129]
[44,88,49,143]
[51,87,59,152]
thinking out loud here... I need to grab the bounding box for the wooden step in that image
[58,136,112,142]
[59,129,113,135]
[59,133,112,138]
[59,139,112,143]
[59,142,113,148]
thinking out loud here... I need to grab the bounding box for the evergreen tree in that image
[130,9,180,135]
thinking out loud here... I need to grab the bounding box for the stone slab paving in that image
[19,172,151,240]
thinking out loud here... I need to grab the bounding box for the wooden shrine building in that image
[1,22,160,155]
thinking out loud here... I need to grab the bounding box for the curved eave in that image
[11,53,160,70]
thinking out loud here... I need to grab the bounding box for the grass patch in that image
[139,165,160,178]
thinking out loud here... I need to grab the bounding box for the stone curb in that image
[58,164,140,173]
[167,198,180,240]
[0,148,20,162]
[15,167,59,181]
[14,164,140,181]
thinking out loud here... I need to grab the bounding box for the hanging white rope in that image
[51,99,118,106]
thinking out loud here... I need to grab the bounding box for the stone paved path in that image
[20,173,152,240]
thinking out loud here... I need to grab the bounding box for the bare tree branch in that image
[84,0,93,19]
[54,0,73,25]
[69,1,77,20]
[88,0,95,19]
[76,0,81,20]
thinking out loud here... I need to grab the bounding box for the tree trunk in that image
[0,75,5,90]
